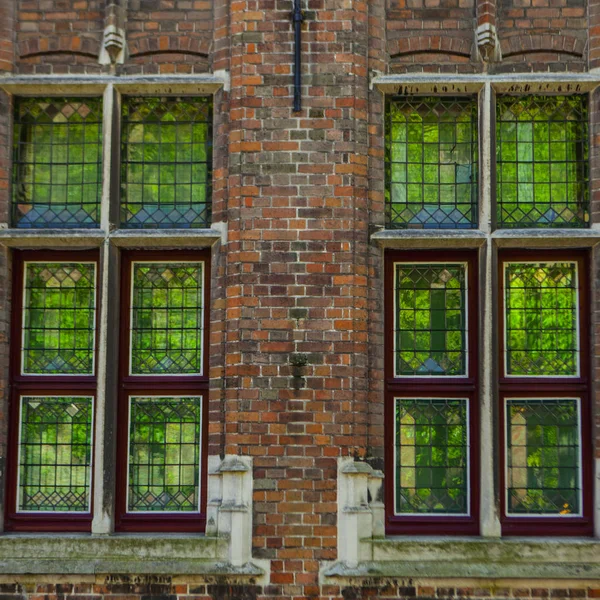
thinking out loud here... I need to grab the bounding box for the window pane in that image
[128,396,201,512]
[121,97,212,228]
[506,398,581,516]
[22,262,97,375]
[17,396,93,512]
[395,398,468,515]
[395,263,467,376]
[386,97,478,229]
[12,98,102,228]
[130,262,204,375]
[504,262,578,376]
[497,95,588,228]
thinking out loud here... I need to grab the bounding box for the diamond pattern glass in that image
[497,95,589,228]
[386,97,478,229]
[121,97,212,228]
[128,396,201,512]
[395,398,468,514]
[395,263,467,376]
[506,398,581,515]
[17,396,93,512]
[504,262,578,376]
[12,98,102,228]
[130,262,204,375]
[22,262,96,375]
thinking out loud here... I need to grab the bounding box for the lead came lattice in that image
[18,396,93,512]
[130,262,204,375]
[395,398,469,514]
[128,396,201,512]
[121,97,212,229]
[506,398,581,515]
[12,98,102,229]
[386,97,478,229]
[496,95,589,228]
[504,262,578,376]
[22,262,96,375]
[395,263,467,376]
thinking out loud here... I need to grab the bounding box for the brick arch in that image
[500,34,586,58]
[388,35,472,59]
[128,36,210,59]
[19,36,99,60]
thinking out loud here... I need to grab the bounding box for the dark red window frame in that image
[384,250,480,535]
[115,249,210,533]
[498,249,593,536]
[5,249,99,532]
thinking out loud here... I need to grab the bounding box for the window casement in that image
[385,250,479,535]
[115,250,209,532]
[5,251,99,531]
[385,95,478,230]
[12,97,103,229]
[498,250,593,536]
[496,94,589,229]
[120,96,212,229]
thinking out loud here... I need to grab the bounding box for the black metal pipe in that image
[293,0,303,112]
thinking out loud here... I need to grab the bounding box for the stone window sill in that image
[323,537,600,580]
[0,533,264,576]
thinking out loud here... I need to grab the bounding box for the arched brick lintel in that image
[388,35,472,59]
[129,36,210,59]
[19,36,100,60]
[500,34,586,59]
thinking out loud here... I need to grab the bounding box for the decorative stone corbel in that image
[99,1,127,66]
[476,23,501,63]
[337,458,384,568]
[207,455,253,568]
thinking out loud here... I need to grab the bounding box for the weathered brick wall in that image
[123,0,212,75]
[495,0,587,72]
[16,0,104,74]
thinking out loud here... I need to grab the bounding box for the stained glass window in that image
[22,262,97,375]
[506,398,581,516]
[130,262,204,375]
[127,396,201,512]
[504,262,578,376]
[121,97,212,228]
[386,97,478,229]
[17,396,93,512]
[12,98,102,228]
[394,263,467,376]
[395,398,468,514]
[497,95,588,228]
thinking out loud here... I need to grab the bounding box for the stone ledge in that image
[323,538,600,580]
[0,229,106,248]
[492,229,600,248]
[371,229,487,249]
[0,534,264,576]
[109,229,222,248]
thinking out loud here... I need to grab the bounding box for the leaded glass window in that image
[129,262,204,375]
[504,262,578,377]
[496,95,589,228]
[127,396,202,512]
[17,396,93,512]
[386,97,478,229]
[121,97,212,229]
[394,263,467,376]
[395,398,469,515]
[506,398,581,516]
[22,262,97,375]
[12,98,102,229]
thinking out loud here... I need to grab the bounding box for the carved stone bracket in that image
[99,1,127,66]
[337,458,384,569]
[476,22,501,63]
[207,455,254,568]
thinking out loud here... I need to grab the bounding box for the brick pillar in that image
[223,0,372,593]
[590,0,600,69]
[476,0,500,62]
[0,0,15,74]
